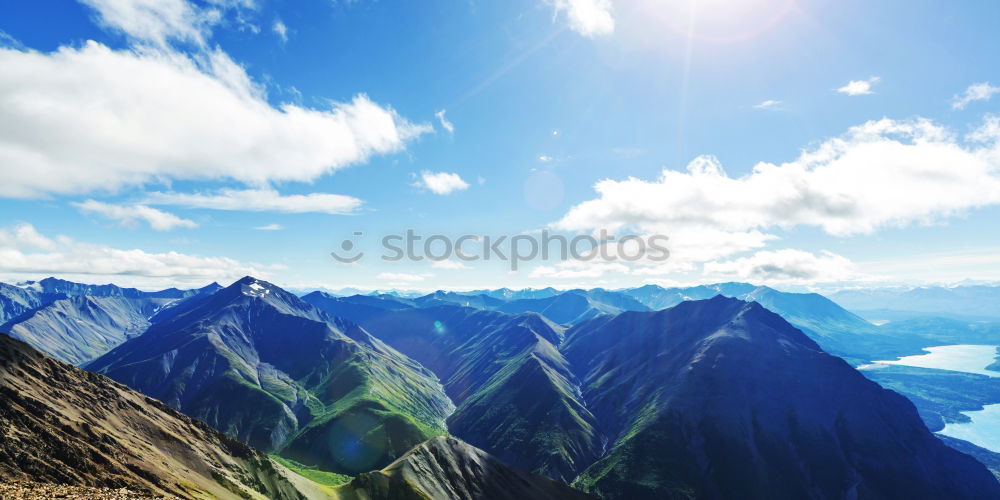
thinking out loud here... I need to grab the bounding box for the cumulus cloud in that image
[73,200,198,231]
[555,116,1000,272]
[836,76,880,96]
[145,188,362,214]
[703,249,857,284]
[254,224,283,231]
[414,171,470,195]
[435,109,454,134]
[0,42,430,198]
[0,223,57,251]
[952,82,1000,110]
[549,0,614,38]
[0,223,271,288]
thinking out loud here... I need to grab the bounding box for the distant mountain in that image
[561,297,1000,499]
[621,283,914,362]
[831,285,1000,319]
[359,306,602,482]
[307,288,649,327]
[0,282,62,324]
[469,287,561,301]
[335,436,595,500]
[0,335,324,499]
[1,295,167,365]
[17,277,220,300]
[495,289,649,325]
[301,291,416,324]
[412,291,507,309]
[87,277,454,475]
[621,282,757,309]
[0,280,222,366]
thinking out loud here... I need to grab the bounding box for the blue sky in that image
[0,0,999,291]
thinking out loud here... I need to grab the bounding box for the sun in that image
[634,0,797,44]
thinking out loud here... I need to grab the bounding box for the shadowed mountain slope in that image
[359,306,603,482]
[562,296,1000,500]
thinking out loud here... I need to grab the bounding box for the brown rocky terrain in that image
[0,480,164,499]
[0,335,324,499]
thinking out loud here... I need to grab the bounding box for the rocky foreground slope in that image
[0,335,325,499]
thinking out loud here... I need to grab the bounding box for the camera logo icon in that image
[330,232,364,263]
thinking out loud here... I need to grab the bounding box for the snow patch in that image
[244,281,271,297]
[16,281,42,292]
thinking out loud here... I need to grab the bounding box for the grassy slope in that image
[270,455,352,487]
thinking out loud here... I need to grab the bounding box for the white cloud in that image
[530,260,629,279]
[753,99,784,110]
[836,76,880,96]
[254,224,283,231]
[0,42,430,198]
[703,249,857,285]
[272,19,288,43]
[73,200,197,231]
[376,272,430,282]
[0,223,271,288]
[435,109,454,134]
[79,0,220,47]
[0,29,24,50]
[414,171,470,195]
[431,260,469,270]
[0,223,57,251]
[145,188,362,215]
[538,155,554,162]
[549,0,615,38]
[952,82,1000,110]
[556,117,1000,268]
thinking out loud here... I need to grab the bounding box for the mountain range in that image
[831,285,1000,320]
[2,276,1000,498]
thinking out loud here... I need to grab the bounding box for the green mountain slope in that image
[360,306,603,482]
[87,277,454,475]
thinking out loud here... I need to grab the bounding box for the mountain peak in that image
[221,276,285,300]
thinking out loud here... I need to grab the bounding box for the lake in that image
[863,344,1000,453]
[866,344,1000,378]
[939,404,1000,452]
